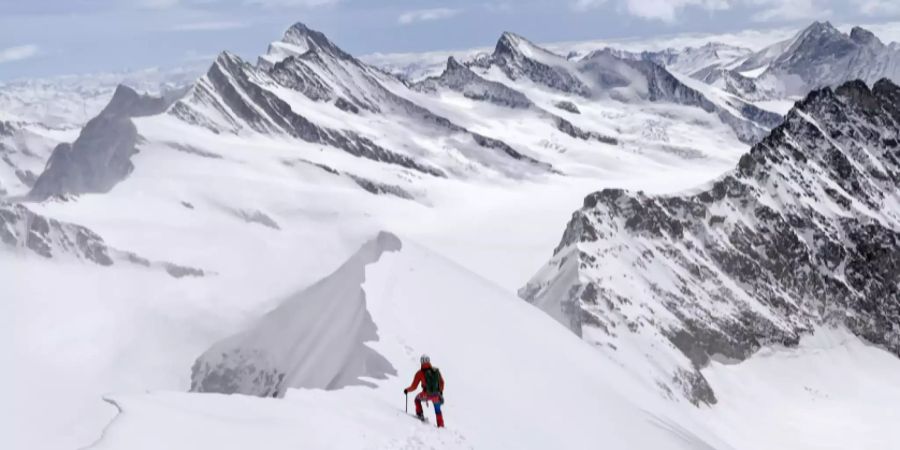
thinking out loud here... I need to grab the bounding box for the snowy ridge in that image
[88,232,725,450]
[521,79,900,404]
[190,232,400,397]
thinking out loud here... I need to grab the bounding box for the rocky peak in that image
[212,51,248,75]
[494,32,523,57]
[260,22,354,69]
[787,21,850,54]
[521,79,900,405]
[282,22,352,60]
[873,78,900,103]
[445,56,467,73]
[99,84,170,118]
[758,21,900,95]
[849,26,881,47]
[798,20,840,40]
[494,31,549,60]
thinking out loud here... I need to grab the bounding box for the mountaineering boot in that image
[416,412,425,422]
[436,413,444,428]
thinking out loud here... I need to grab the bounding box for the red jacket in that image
[405,363,445,393]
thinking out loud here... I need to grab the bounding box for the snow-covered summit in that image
[258,22,354,69]
[733,22,900,96]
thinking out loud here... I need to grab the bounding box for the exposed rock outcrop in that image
[521,79,900,404]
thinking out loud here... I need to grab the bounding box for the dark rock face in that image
[415,57,534,109]
[522,79,900,405]
[29,85,178,200]
[175,52,445,177]
[0,202,113,265]
[416,57,616,146]
[1,201,206,277]
[585,51,780,143]
[554,101,581,114]
[737,22,900,96]
[480,32,592,97]
[0,121,15,137]
[347,174,415,200]
[473,34,778,144]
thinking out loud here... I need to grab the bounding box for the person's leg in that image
[414,393,425,418]
[433,395,444,427]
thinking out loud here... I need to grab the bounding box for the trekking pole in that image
[405,392,408,414]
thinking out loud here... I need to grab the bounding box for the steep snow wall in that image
[190,232,399,396]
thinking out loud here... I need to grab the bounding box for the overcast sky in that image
[1,0,899,80]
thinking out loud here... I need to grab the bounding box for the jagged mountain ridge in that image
[521,78,900,404]
[597,42,753,80]
[470,32,779,144]
[22,22,782,202]
[170,24,552,180]
[725,22,900,98]
[414,57,619,145]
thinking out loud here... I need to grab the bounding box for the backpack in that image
[423,367,442,394]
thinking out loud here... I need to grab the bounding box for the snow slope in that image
[699,328,900,450]
[0,118,70,198]
[88,232,724,450]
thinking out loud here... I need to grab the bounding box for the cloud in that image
[484,1,514,12]
[243,0,339,7]
[572,0,848,23]
[0,45,40,64]
[138,0,181,9]
[171,20,249,31]
[749,0,831,22]
[398,8,462,25]
[853,0,900,16]
[573,0,731,22]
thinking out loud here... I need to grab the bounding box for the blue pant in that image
[414,392,444,426]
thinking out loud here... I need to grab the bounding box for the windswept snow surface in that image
[700,328,900,450]
[89,233,724,450]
